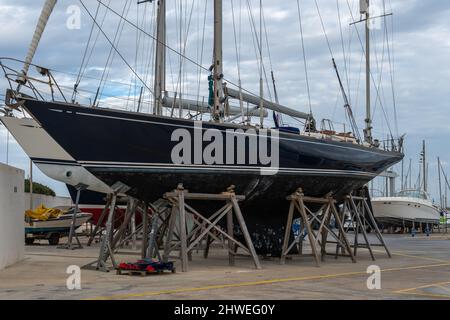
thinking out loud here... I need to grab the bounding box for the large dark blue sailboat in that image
[3,0,403,254]
[20,96,402,254]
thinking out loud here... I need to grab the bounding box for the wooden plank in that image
[227,208,235,266]
[349,196,375,261]
[163,205,177,262]
[178,189,189,272]
[329,200,356,263]
[280,200,295,265]
[231,196,262,270]
[165,192,245,201]
[297,197,320,267]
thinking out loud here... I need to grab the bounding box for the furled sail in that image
[226,87,312,121]
[21,0,58,79]
[162,95,267,117]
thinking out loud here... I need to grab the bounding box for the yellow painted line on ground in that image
[381,251,448,263]
[87,261,450,300]
[395,280,450,293]
[395,291,450,299]
[436,285,450,292]
[393,280,450,299]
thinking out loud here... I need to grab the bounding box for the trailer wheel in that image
[48,233,60,246]
[25,237,35,245]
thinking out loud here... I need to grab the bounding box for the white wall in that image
[24,193,73,210]
[0,163,25,270]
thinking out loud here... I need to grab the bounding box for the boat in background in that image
[66,184,131,228]
[372,189,441,228]
[25,208,92,245]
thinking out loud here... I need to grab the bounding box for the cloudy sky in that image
[0,0,449,204]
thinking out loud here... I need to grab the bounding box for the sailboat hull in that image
[22,99,403,254]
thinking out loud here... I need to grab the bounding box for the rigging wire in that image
[296,0,312,117]
[171,0,195,118]
[72,1,101,101]
[245,0,273,103]
[314,0,361,140]
[344,0,395,141]
[384,0,399,138]
[78,0,153,95]
[73,0,112,100]
[369,1,395,146]
[371,11,388,119]
[92,0,268,105]
[231,0,245,122]
[336,0,350,103]
[195,0,208,120]
[96,0,133,105]
[313,0,335,60]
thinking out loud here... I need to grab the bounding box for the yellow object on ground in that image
[25,205,63,221]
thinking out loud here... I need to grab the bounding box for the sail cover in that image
[22,0,58,75]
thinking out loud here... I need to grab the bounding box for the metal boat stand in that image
[280,188,356,267]
[58,183,88,250]
[162,184,262,272]
[82,183,132,272]
[86,194,113,246]
[339,194,391,260]
[82,193,119,272]
[143,200,171,260]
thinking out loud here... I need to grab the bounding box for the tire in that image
[25,237,35,245]
[48,233,60,246]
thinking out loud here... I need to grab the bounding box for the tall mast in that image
[153,0,166,116]
[213,0,224,122]
[421,140,427,192]
[360,0,373,145]
[438,157,443,208]
[259,0,264,128]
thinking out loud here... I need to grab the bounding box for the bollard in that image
[425,225,430,237]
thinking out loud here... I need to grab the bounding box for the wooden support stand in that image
[162,184,262,272]
[280,188,356,267]
[340,194,391,260]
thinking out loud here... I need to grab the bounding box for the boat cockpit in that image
[396,189,431,200]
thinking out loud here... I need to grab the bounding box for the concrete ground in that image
[1,233,450,300]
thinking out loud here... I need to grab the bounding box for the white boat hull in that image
[0,116,111,194]
[372,197,441,226]
[25,213,92,234]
